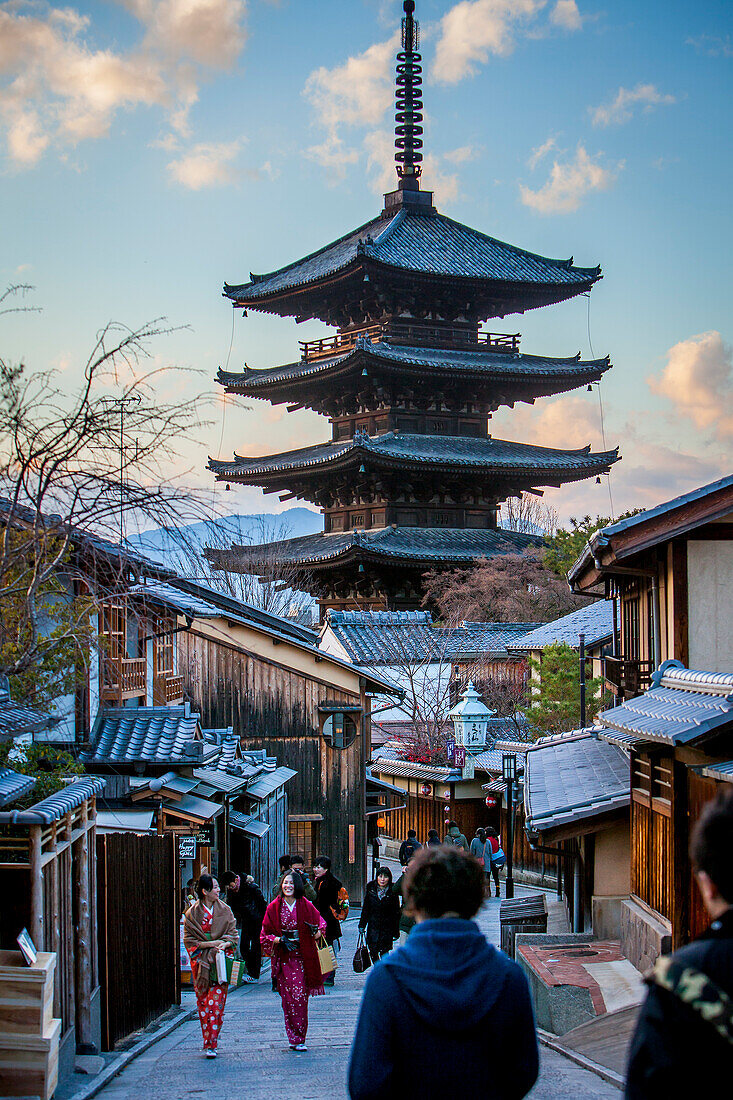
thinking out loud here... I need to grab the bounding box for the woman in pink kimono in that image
[260,871,327,1051]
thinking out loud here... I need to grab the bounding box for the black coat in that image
[359,883,400,947]
[625,907,733,1098]
[226,878,267,932]
[314,870,344,944]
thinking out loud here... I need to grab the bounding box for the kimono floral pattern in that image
[188,907,229,1051]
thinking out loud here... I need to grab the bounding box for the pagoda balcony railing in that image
[153,672,185,705]
[603,655,654,700]
[102,656,147,702]
[299,323,520,362]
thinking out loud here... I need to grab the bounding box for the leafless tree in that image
[0,292,210,695]
[500,493,558,536]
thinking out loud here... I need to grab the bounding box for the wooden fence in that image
[97,832,180,1049]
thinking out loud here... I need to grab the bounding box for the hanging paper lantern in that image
[420,782,432,796]
[485,795,497,808]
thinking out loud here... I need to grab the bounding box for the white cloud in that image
[686,34,732,59]
[590,83,676,127]
[519,144,621,214]
[648,331,733,440]
[303,34,397,171]
[442,144,479,165]
[432,0,545,84]
[527,134,557,169]
[0,1,248,169]
[550,0,582,32]
[168,139,242,188]
[362,128,461,204]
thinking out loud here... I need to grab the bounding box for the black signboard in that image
[178,835,196,860]
[195,825,215,847]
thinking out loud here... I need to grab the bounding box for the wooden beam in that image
[73,803,94,1048]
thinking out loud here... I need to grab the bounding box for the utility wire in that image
[587,293,615,519]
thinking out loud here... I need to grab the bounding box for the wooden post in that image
[29,824,44,950]
[74,804,94,1049]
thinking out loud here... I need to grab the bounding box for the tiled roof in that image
[218,344,611,393]
[210,432,618,481]
[245,766,297,800]
[524,731,630,835]
[700,761,733,784]
[218,526,543,570]
[0,766,36,807]
[371,756,461,783]
[0,690,56,739]
[224,208,599,304]
[470,747,505,771]
[598,660,733,747]
[323,609,541,664]
[83,706,221,767]
[509,601,614,651]
[0,776,106,824]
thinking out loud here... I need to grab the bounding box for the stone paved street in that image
[94,892,619,1100]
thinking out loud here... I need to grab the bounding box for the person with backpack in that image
[313,855,348,987]
[358,867,400,963]
[398,829,422,867]
[425,829,441,848]
[484,826,505,898]
[348,847,538,1099]
[443,820,469,851]
[625,789,733,1097]
[470,828,487,866]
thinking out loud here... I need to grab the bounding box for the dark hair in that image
[485,826,498,838]
[219,871,237,888]
[448,820,458,830]
[374,866,393,887]
[280,870,305,899]
[407,829,417,838]
[404,847,485,919]
[427,829,439,838]
[290,854,305,865]
[196,873,215,899]
[278,854,292,872]
[476,828,487,844]
[690,789,733,904]
[313,855,331,871]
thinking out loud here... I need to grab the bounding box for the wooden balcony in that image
[102,657,147,702]
[603,656,654,700]
[153,673,185,706]
[299,323,521,362]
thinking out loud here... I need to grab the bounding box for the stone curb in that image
[537,1028,624,1091]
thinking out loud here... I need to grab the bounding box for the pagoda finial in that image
[395,0,423,190]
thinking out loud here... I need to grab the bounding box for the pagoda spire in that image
[394,0,423,191]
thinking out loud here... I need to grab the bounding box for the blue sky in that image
[2,0,731,527]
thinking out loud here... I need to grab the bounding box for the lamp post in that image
[502,753,517,899]
[448,682,493,781]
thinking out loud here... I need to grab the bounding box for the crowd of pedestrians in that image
[180,791,733,1097]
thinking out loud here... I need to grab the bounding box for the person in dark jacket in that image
[313,855,346,987]
[348,846,538,1100]
[425,828,441,848]
[398,829,422,867]
[220,870,267,981]
[359,867,400,962]
[625,789,733,1098]
[443,819,469,850]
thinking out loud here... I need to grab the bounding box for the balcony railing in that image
[153,673,185,705]
[603,656,654,699]
[103,657,147,701]
[299,323,521,362]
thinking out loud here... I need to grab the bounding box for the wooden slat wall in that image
[686,771,722,942]
[96,833,179,1050]
[177,630,367,903]
[631,751,673,923]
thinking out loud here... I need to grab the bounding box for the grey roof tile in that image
[0,766,36,807]
[0,690,56,739]
[524,732,630,834]
[0,776,106,823]
[599,660,733,746]
[84,706,221,767]
[224,208,599,303]
[509,601,614,651]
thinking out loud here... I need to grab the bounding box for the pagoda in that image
[207,0,619,617]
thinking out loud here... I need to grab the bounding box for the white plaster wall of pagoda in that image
[687,539,733,674]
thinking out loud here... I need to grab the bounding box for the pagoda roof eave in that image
[223,207,601,320]
[207,433,619,491]
[216,345,612,398]
[205,526,546,573]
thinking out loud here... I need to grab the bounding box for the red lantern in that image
[420,782,432,796]
[485,795,497,808]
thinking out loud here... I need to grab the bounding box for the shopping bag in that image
[353,931,371,974]
[491,846,506,869]
[210,949,247,987]
[316,934,338,977]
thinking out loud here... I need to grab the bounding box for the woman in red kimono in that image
[183,874,238,1058]
[260,871,327,1051]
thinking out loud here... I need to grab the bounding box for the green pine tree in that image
[525,642,608,739]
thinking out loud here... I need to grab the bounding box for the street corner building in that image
[205,0,619,620]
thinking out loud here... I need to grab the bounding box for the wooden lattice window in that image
[288,821,319,867]
[623,596,641,660]
[631,751,673,921]
[154,621,175,676]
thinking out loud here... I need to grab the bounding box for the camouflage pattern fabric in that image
[649,957,733,1047]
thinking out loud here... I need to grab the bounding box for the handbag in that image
[353,931,372,974]
[315,934,338,977]
[491,846,506,869]
[210,948,247,987]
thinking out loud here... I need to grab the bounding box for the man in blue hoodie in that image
[348,846,538,1100]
